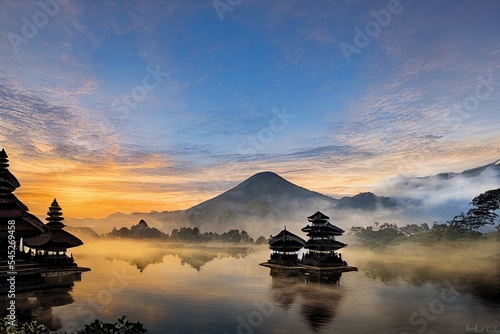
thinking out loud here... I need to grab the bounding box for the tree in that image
[449,212,469,229]
[451,188,500,230]
[467,188,500,227]
[399,223,429,237]
[255,236,268,245]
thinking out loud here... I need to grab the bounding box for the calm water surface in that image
[4,240,500,334]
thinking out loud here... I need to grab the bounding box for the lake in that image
[2,239,500,334]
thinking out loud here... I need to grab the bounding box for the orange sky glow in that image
[6,145,499,219]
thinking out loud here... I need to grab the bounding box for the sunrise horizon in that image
[3,146,499,218]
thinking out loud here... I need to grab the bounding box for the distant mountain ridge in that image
[460,159,500,177]
[67,160,500,237]
[69,171,399,235]
[420,159,500,180]
[336,192,397,210]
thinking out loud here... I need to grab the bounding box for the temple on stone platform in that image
[0,149,84,268]
[263,211,354,273]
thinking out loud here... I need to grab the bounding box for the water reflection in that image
[269,268,344,332]
[359,257,500,308]
[0,273,80,331]
[1,244,258,332]
[3,242,499,333]
[105,245,255,272]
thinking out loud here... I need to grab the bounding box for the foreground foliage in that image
[2,316,148,334]
[2,318,51,334]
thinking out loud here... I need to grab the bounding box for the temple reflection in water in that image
[0,272,81,331]
[269,268,344,332]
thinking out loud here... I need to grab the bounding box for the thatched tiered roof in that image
[25,199,83,251]
[269,229,306,252]
[0,149,45,237]
[302,211,347,251]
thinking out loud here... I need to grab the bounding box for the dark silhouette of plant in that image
[2,316,148,334]
[77,316,147,334]
[450,188,500,230]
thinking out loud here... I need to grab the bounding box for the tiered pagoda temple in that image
[0,149,89,292]
[261,211,357,275]
[0,149,46,257]
[301,211,347,266]
[24,199,83,267]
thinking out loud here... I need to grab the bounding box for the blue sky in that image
[1,0,500,216]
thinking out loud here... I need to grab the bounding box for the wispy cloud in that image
[1,0,500,217]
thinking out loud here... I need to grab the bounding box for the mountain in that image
[336,192,397,210]
[65,225,100,239]
[183,171,337,231]
[67,171,399,236]
[159,171,398,235]
[68,210,185,234]
[377,159,500,225]
[67,160,500,237]
[414,159,500,181]
[182,172,397,231]
[392,159,500,193]
[461,159,500,177]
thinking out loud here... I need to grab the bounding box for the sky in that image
[1,0,500,218]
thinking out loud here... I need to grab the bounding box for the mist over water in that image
[2,238,498,333]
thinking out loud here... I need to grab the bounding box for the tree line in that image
[106,220,268,245]
[349,188,500,248]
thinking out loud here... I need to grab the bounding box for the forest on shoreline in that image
[348,188,500,248]
[93,219,269,245]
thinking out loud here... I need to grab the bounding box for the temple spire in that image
[45,198,65,229]
[0,149,9,169]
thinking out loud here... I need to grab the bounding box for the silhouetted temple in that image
[301,211,347,266]
[0,149,89,292]
[24,199,83,266]
[0,149,46,255]
[268,228,306,265]
[261,211,357,276]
